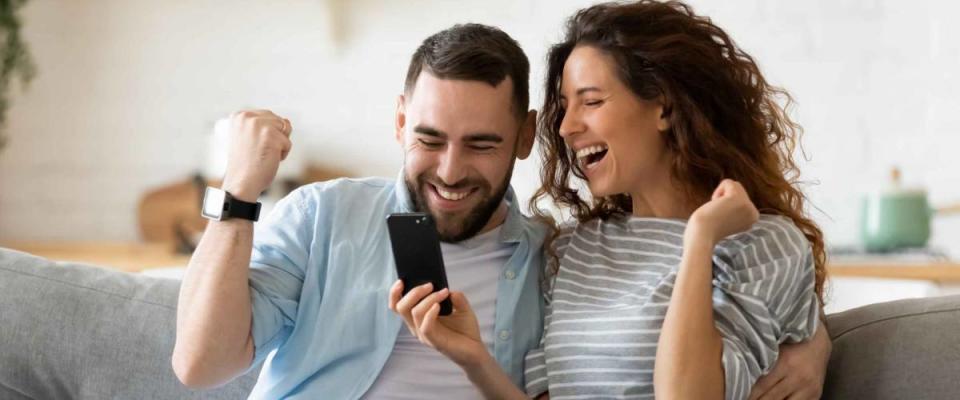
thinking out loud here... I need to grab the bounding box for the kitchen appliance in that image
[860,168,960,251]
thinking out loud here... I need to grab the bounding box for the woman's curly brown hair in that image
[531,0,827,304]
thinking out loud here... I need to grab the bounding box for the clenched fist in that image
[685,179,760,246]
[220,110,292,202]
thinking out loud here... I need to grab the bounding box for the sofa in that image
[0,249,257,399]
[2,247,959,399]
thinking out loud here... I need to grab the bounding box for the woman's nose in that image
[558,108,584,139]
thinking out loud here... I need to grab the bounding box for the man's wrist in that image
[208,217,254,230]
[462,349,515,397]
[460,346,497,375]
[221,183,260,203]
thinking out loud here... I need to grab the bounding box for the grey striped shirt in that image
[523,215,819,400]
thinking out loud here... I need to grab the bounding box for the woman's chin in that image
[587,181,616,199]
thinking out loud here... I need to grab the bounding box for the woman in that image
[390,1,827,399]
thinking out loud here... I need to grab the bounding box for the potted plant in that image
[0,0,36,152]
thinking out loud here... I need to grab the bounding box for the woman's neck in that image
[629,168,697,220]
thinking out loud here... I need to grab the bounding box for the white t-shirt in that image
[362,226,514,399]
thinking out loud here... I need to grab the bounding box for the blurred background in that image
[1,0,959,312]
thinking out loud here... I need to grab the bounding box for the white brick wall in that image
[2,0,959,258]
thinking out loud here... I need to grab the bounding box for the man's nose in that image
[436,146,467,186]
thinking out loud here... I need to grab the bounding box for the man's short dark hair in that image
[404,23,530,119]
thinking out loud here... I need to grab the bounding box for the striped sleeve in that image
[710,216,820,400]
[522,300,551,396]
[522,225,574,396]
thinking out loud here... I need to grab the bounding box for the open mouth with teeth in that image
[576,144,609,171]
[430,183,477,202]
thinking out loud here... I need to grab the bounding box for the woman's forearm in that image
[654,235,725,399]
[463,351,531,400]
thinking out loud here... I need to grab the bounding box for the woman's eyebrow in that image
[561,86,603,100]
[575,87,602,95]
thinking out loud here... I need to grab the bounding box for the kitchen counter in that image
[828,261,960,283]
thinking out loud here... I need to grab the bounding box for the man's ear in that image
[516,110,537,160]
[395,94,406,145]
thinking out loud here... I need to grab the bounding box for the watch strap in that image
[227,195,261,221]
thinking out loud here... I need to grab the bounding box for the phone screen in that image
[386,212,453,316]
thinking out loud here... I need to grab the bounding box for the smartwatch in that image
[201,187,261,222]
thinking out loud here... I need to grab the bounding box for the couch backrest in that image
[0,248,258,399]
[824,293,960,399]
[8,246,960,400]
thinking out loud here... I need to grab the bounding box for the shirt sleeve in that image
[710,217,820,400]
[247,187,318,367]
[523,299,551,397]
[523,225,574,397]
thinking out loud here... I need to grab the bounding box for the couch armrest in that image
[0,248,259,399]
[824,294,960,399]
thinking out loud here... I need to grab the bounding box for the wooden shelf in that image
[1,241,191,273]
[828,262,960,283]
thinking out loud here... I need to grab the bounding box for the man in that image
[173,23,830,399]
[174,24,543,399]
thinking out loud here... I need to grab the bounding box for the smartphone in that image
[386,212,453,316]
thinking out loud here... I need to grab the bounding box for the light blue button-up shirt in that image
[245,174,548,399]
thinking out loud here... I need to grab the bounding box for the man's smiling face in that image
[396,71,526,243]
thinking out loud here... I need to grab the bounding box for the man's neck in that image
[475,201,509,236]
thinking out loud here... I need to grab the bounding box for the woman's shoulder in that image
[555,216,627,243]
[717,214,811,266]
[548,220,584,255]
[557,220,579,235]
[567,215,686,233]
[554,217,610,240]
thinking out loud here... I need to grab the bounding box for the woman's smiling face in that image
[558,45,672,199]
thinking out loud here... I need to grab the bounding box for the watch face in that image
[202,187,226,220]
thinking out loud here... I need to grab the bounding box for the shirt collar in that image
[393,169,525,244]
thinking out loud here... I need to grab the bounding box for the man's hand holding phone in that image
[388,280,491,369]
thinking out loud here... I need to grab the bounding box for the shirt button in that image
[498,330,511,341]
[504,270,516,280]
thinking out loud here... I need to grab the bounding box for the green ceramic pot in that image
[860,189,931,251]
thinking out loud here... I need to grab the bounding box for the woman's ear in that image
[657,100,672,132]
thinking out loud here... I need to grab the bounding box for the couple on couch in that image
[173,1,831,399]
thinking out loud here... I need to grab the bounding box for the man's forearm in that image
[654,238,725,400]
[462,351,530,400]
[172,219,256,388]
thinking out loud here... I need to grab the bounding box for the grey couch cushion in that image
[0,248,258,399]
[823,294,960,399]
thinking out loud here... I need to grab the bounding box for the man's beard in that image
[405,165,513,243]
